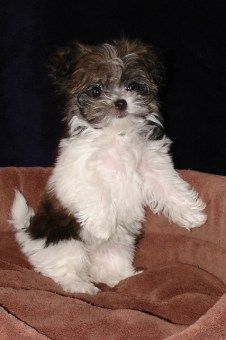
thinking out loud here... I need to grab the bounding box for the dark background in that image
[1,0,225,175]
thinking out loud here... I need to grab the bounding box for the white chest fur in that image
[48,119,150,240]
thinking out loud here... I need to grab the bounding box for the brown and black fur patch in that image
[28,192,81,246]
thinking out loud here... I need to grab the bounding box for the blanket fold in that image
[0,167,225,339]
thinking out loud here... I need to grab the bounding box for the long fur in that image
[10,39,207,294]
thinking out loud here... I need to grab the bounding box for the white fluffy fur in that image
[11,115,207,294]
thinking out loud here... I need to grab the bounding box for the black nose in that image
[114,99,127,111]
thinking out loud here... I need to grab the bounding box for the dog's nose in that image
[114,99,127,111]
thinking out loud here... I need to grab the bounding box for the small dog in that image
[11,39,207,294]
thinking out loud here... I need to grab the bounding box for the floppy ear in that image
[119,39,165,88]
[48,46,75,85]
[144,45,166,88]
[150,51,165,87]
[48,42,91,89]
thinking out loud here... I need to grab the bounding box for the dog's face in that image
[50,39,164,129]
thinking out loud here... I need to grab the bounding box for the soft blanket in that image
[0,167,225,339]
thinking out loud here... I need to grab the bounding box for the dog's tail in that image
[10,190,34,231]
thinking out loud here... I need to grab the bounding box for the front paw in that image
[62,281,101,295]
[104,270,144,287]
[177,210,207,229]
[170,195,207,229]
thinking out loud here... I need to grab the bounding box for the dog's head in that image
[49,39,164,132]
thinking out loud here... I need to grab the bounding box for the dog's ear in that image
[49,46,74,82]
[148,48,165,88]
[48,42,91,89]
[141,44,165,89]
[117,39,165,89]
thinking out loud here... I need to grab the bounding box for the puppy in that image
[10,39,207,294]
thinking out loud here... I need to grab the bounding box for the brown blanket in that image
[0,167,225,339]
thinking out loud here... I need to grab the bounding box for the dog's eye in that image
[89,85,102,98]
[126,82,149,95]
[126,81,140,92]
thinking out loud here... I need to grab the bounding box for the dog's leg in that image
[11,191,100,294]
[141,148,207,229]
[17,231,99,294]
[89,228,140,287]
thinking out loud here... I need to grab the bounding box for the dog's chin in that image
[107,107,128,119]
[104,111,141,127]
[87,111,129,129]
[113,111,128,119]
[108,111,149,128]
[83,107,149,130]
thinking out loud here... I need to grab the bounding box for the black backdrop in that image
[1,0,226,175]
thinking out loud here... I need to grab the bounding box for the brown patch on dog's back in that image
[28,192,81,246]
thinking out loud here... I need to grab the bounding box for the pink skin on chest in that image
[93,135,140,175]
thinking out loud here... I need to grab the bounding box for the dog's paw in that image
[102,270,140,287]
[169,194,207,230]
[178,210,207,230]
[62,281,101,295]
